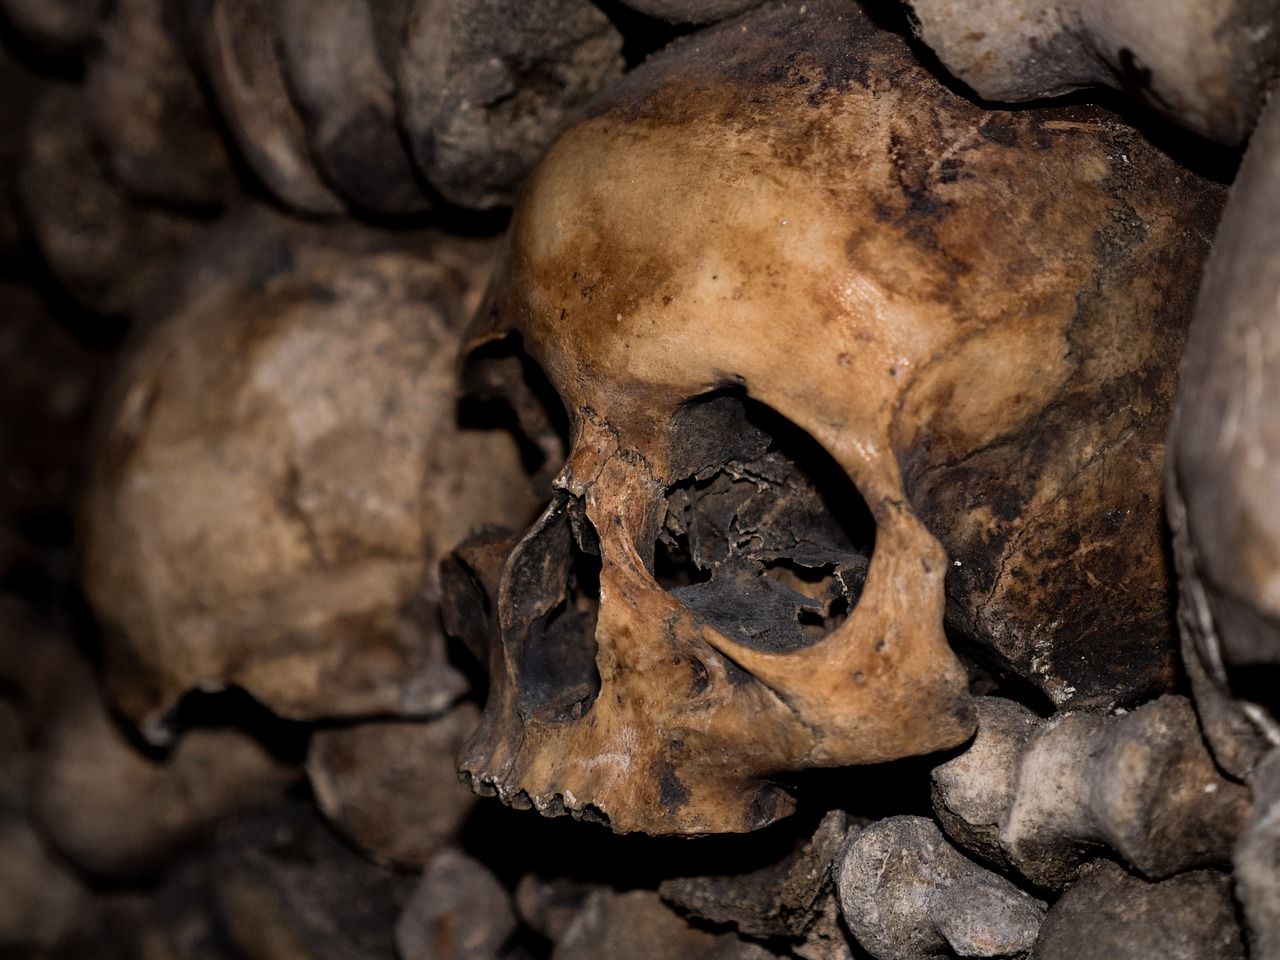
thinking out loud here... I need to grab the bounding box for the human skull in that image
[83,207,540,741]
[1168,92,1280,778]
[449,0,1223,834]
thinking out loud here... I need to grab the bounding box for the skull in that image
[82,206,540,741]
[450,0,1223,834]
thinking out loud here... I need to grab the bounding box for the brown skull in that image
[449,0,1223,834]
[83,207,540,740]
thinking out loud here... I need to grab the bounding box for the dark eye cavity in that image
[653,388,875,653]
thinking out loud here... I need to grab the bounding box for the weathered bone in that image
[1235,749,1280,960]
[0,599,81,740]
[84,0,237,208]
[554,889,733,960]
[931,696,1250,889]
[1030,860,1245,960]
[0,666,88,958]
[834,816,1045,960]
[518,850,828,958]
[82,210,537,737]
[0,46,47,262]
[615,0,765,23]
[516,874,605,944]
[19,86,199,315]
[0,814,89,955]
[902,0,1280,144]
[395,848,517,960]
[33,673,296,879]
[451,0,1223,834]
[705,939,784,960]
[189,0,344,215]
[211,802,415,960]
[1167,87,1280,779]
[273,0,431,215]
[398,0,623,209]
[307,704,480,869]
[129,860,226,960]
[659,810,849,944]
[0,0,101,58]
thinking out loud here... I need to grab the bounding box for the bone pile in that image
[1,1,1278,959]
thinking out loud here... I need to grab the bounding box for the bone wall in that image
[0,1,1276,959]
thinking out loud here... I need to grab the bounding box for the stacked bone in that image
[4,0,636,321]
[2,0,1280,959]
[0,199,544,955]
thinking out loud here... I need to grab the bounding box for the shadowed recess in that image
[654,387,875,652]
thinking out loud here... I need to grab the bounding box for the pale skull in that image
[448,0,1223,834]
[83,207,540,741]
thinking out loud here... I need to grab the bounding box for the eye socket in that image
[653,388,875,652]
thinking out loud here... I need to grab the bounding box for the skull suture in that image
[447,0,1224,834]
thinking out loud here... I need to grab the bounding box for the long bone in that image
[931,696,1250,889]
[834,816,1045,960]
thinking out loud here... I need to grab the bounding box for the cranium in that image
[450,0,1222,834]
[82,207,539,740]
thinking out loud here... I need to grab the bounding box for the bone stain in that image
[653,388,875,653]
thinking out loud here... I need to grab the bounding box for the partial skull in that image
[448,0,1222,834]
[83,208,539,739]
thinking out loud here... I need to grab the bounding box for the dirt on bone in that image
[657,390,874,653]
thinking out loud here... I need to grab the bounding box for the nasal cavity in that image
[654,387,875,653]
[459,332,571,499]
[505,495,602,723]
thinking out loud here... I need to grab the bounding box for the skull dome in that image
[82,209,540,740]
[448,0,1224,833]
